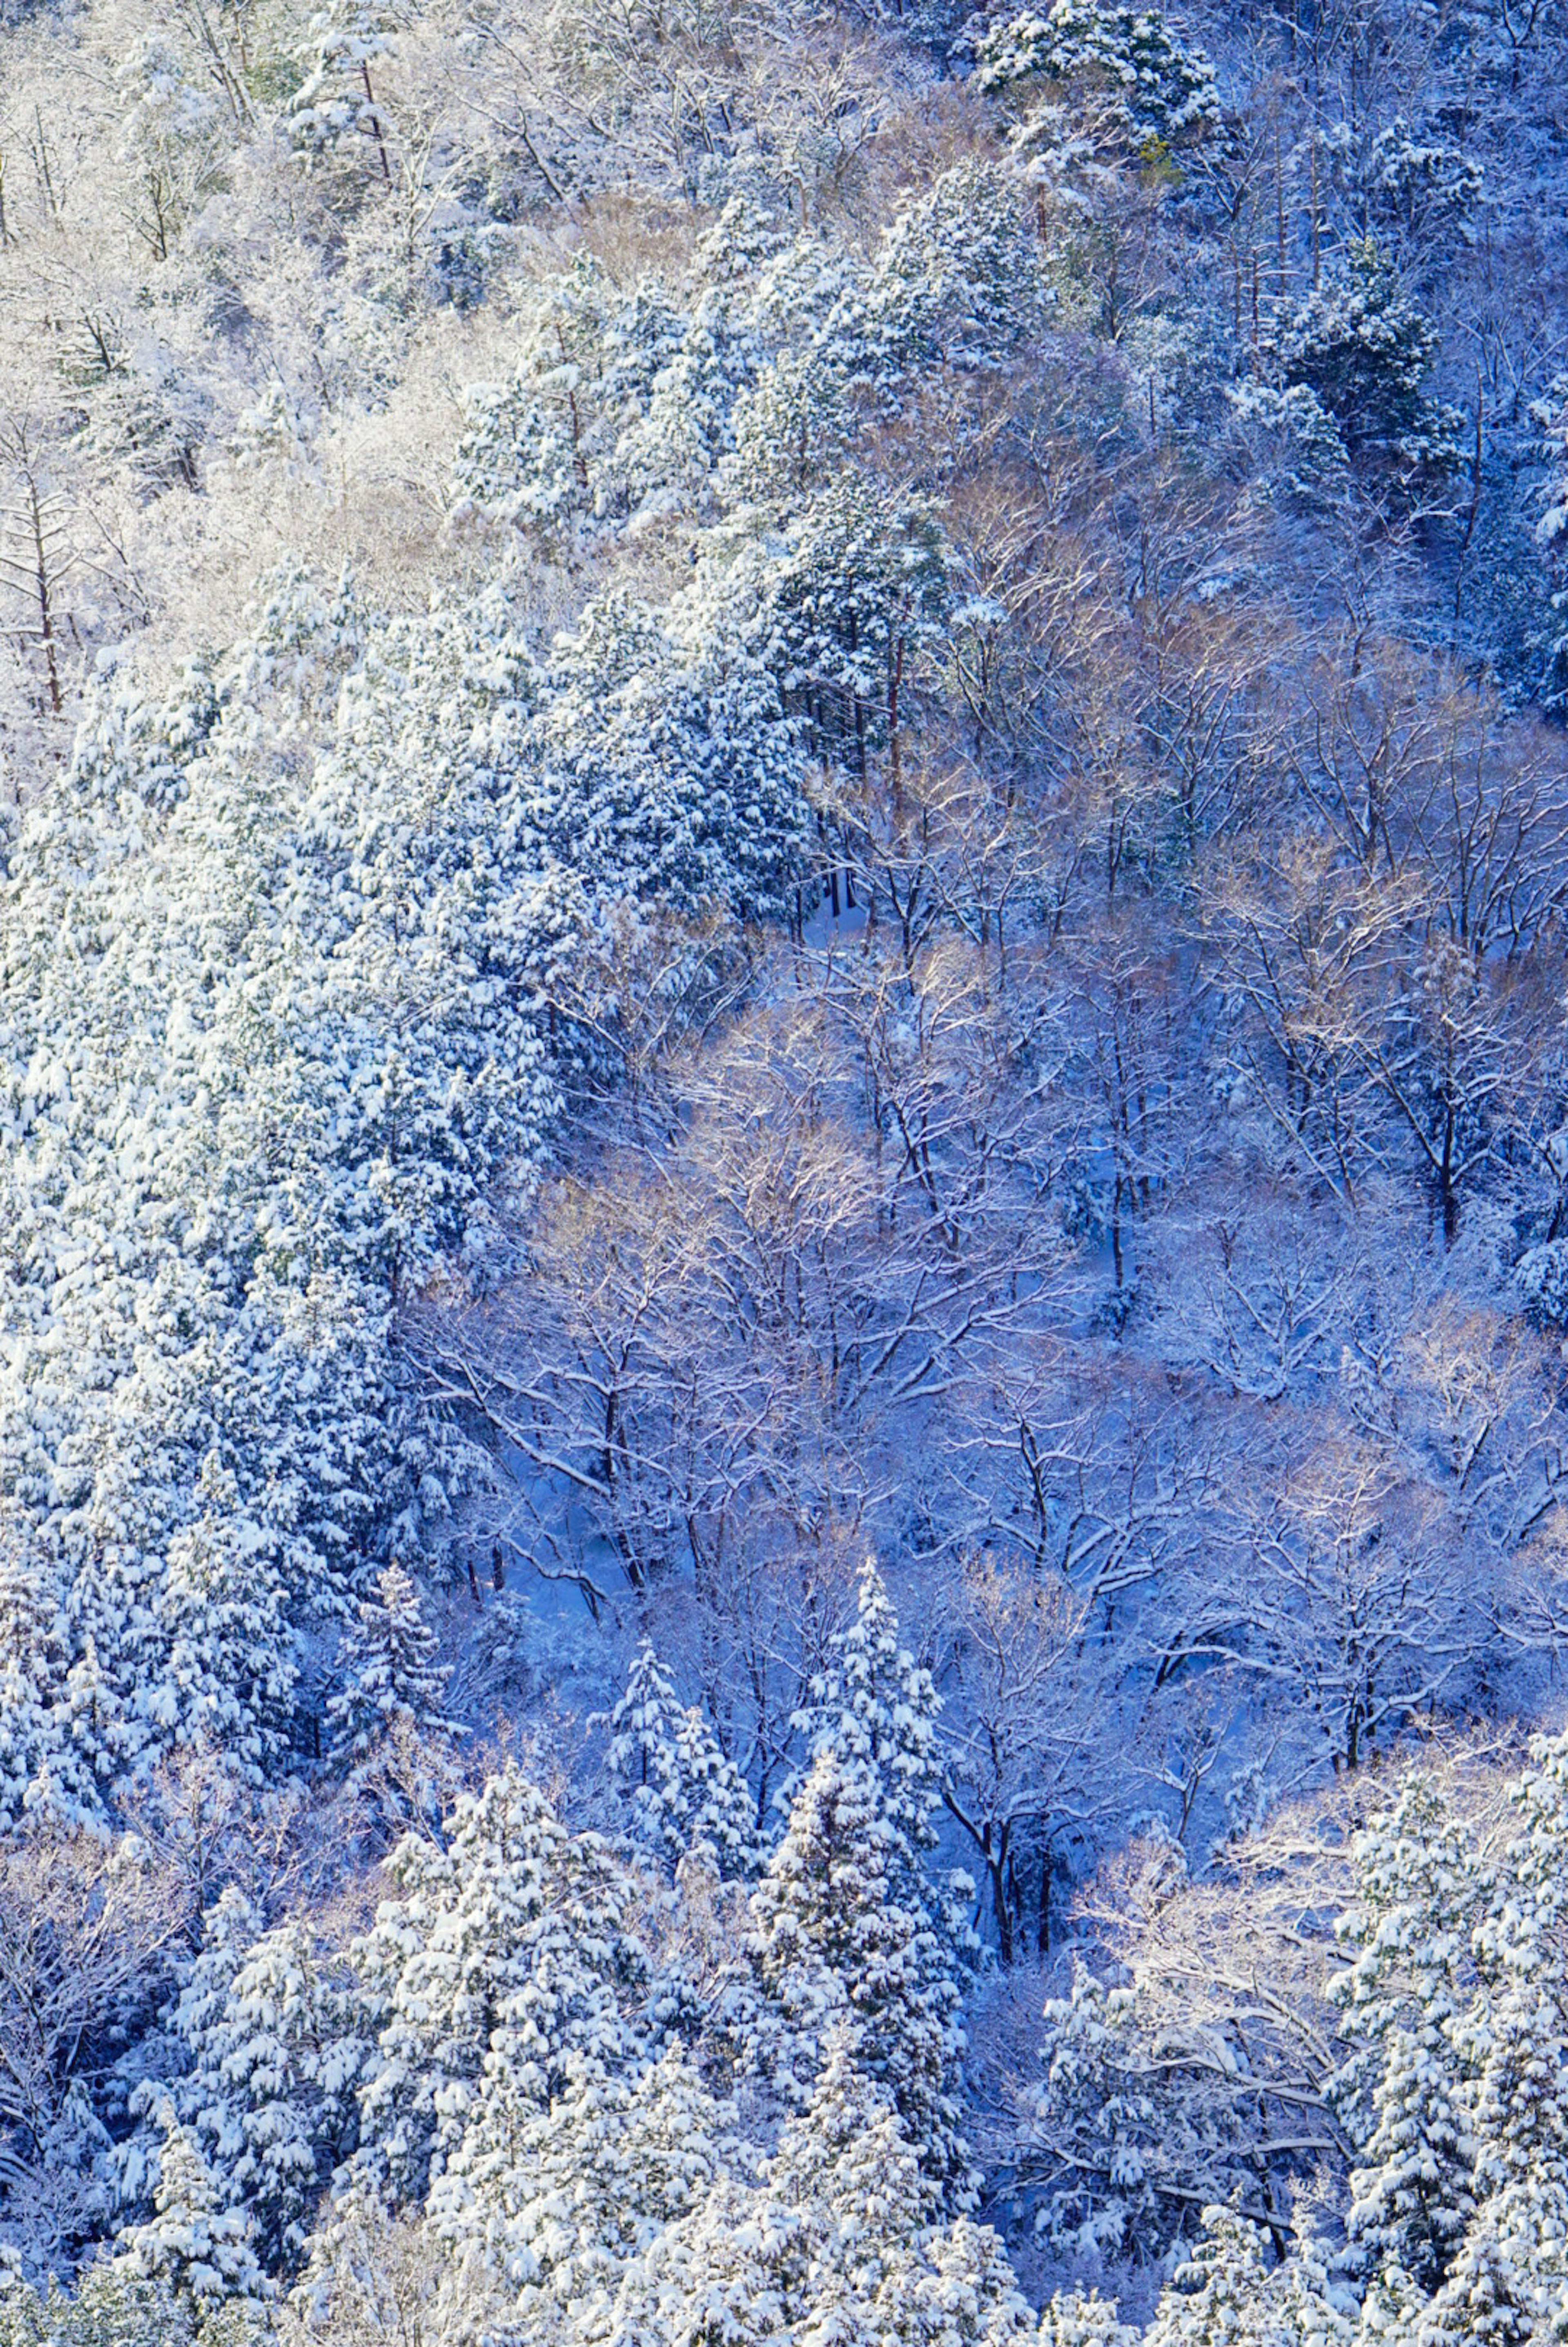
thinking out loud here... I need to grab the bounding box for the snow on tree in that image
[454,263,690,531]
[1140,2205,1284,2347]
[287,0,396,178]
[533,587,810,924]
[1036,2289,1141,2347]
[703,471,951,785]
[0,2258,212,2347]
[115,1884,265,2211]
[593,2166,807,2347]
[325,1566,455,1772]
[1532,376,1568,708]
[591,2032,1025,2347]
[150,1457,298,1780]
[427,2039,723,2336]
[1275,241,1466,484]
[163,1909,369,2273]
[283,2183,445,2347]
[762,2032,1027,2347]
[351,1764,650,2202]
[1416,1734,1568,2347]
[740,1734,973,2209]
[452,260,619,531]
[1357,120,1484,254]
[781,1566,974,2173]
[788,1561,946,1877]
[973,2,1221,163]
[0,1510,77,1823]
[831,162,1047,386]
[605,1642,762,1879]
[609,195,792,516]
[114,2109,268,2315]
[1328,1774,1482,2292]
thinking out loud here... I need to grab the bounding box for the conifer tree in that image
[325,1566,455,1771]
[1532,377,1568,708]
[606,1642,761,1878]
[184,1921,368,2271]
[788,1561,947,1880]
[743,1737,972,2208]
[0,1515,69,1821]
[154,1459,298,1781]
[1141,2206,1279,2347]
[428,2040,722,2334]
[115,2111,268,2316]
[287,0,395,176]
[1036,2290,1141,2347]
[352,1765,650,2201]
[1418,1736,1568,2347]
[1329,1774,1482,2291]
[1277,243,1464,480]
[973,0,1222,158]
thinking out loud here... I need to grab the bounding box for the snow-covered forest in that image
[4,0,1568,2335]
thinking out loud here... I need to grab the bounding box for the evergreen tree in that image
[287,0,395,177]
[605,1642,761,1879]
[534,587,809,924]
[788,1561,948,1881]
[325,1565,455,1771]
[973,0,1222,159]
[114,2111,268,2316]
[352,1764,650,2201]
[848,161,1048,381]
[187,1921,368,2272]
[743,1738,972,2208]
[152,1458,297,1780]
[1329,1775,1482,2291]
[1418,1736,1568,2347]
[740,476,952,781]
[1036,2291,1140,2347]
[790,1569,975,2074]
[1277,242,1464,480]
[1532,377,1568,708]
[428,2040,722,2335]
[0,1512,71,1822]
[1141,2206,1280,2347]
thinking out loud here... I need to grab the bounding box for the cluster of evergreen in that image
[6,0,1568,2335]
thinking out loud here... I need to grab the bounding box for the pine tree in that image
[153,1457,298,1781]
[287,0,395,177]
[777,1565,975,2195]
[788,1561,946,1878]
[849,161,1048,381]
[769,2032,1031,2347]
[325,1566,456,1771]
[352,1764,650,2201]
[597,2168,808,2347]
[1141,2206,1279,2347]
[608,194,789,516]
[186,1921,368,2271]
[1418,1735,1568,2347]
[1036,2290,1140,2347]
[605,1642,761,1879]
[0,1511,69,1822]
[114,1885,263,2227]
[973,0,1222,160]
[115,2110,268,2315]
[535,586,809,924]
[1532,377,1568,709]
[428,2040,723,2334]
[1329,1774,1482,2291]
[1276,242,1464,481]
[743,1738,972,2208]
[742,475,951,781]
